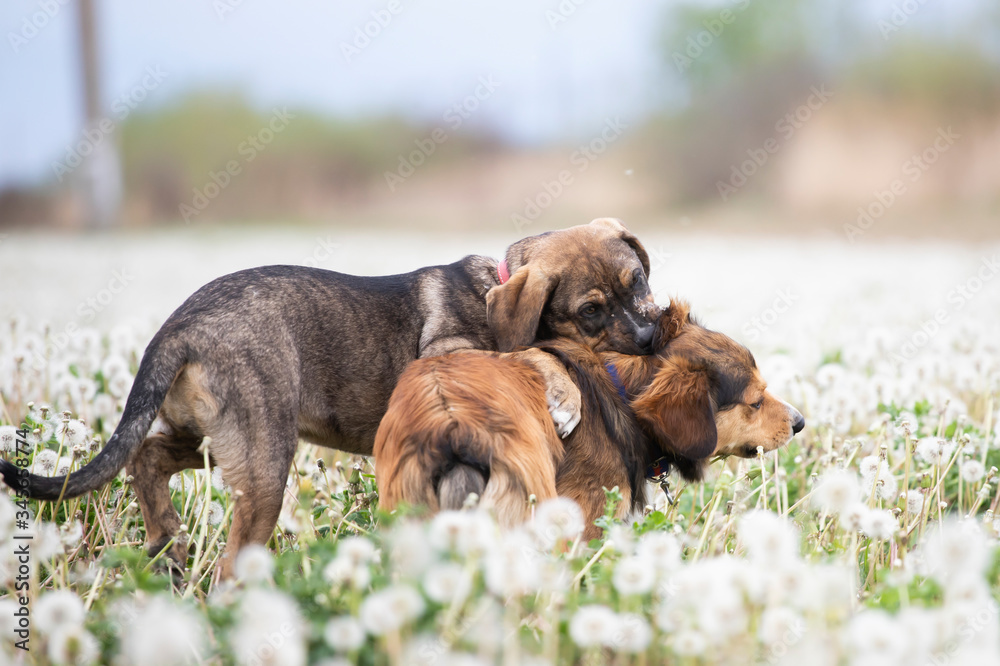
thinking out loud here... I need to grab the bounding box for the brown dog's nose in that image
[792,415,805,434]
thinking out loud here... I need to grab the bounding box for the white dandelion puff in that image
[859,509,897,541]
[120,597,205,666]
[359,585,425,636]
[0,425,19,452]
[812,469,861,515]
[611,613,652,653]
[47,625,99,666]
[35,590,85,635]
[960,459,986,483]
[532,497,585,547]
[422,562,472,605]
[569,605,616,648]
[323,616,365,653]
[235,545,273,584]
[612,555,656,596]
[337,536,376,566]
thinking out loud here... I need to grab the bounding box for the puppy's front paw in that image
[546,382,581,439]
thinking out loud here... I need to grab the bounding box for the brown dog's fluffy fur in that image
[376,355,564,526]
[376,300,804,537]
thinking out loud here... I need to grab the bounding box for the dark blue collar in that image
[605,362,628,403]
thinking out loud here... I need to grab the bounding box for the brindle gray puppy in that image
[1,218,659,579]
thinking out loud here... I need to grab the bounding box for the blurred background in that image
[2,0,1000,361]
[2,0,998,236]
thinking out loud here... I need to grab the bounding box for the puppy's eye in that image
[750,400,763,410]
[579,304,599,317]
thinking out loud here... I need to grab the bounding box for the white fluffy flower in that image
[610,613,652,653]
[612,555,656,596]
[0,425,19,452]
[337,536,376,566]
[235,544,274,584]
[758,606,805,646]
[738,511,799,565]
[231,589,305,666]
[31,448,59,475]
[323,555,371,590]
[960,459,986,483]
[859,456,897,501]
[323,616,365,653]
[923,520,989,582]
[119,597,205,665]
[569,605,616,648]
[47,625,99,665]
[635,531,682,572]
[671,629,707,657]
[484,529,542,597]
[859,509,897,541]
[904,491,925,515]
[35,590,85,635]
[532,497,585,547]
[845,610,906,662]
[54,419,90,447]
[423,562,472,604]
[359,585,425,636]
[389,521,435,578]
[812,469,861,514]
[428,511,495,557]
[915,437,954,465]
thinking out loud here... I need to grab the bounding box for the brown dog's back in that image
[374,354,564,525]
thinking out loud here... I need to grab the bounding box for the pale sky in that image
[0,0,993,188]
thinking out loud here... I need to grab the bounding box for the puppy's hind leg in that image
[128,430,205,573]
[214,421,298,581]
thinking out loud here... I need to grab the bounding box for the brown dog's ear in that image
[632,355,717,461]
[589,217,651,278]
[652,300,691,351]
[487,267,559,352]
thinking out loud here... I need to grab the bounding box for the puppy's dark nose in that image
[635,323,655,350]
[792,415,805,434]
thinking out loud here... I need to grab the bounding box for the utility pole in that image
[77,0,121,228]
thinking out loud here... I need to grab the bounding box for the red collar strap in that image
[497,259,510,285]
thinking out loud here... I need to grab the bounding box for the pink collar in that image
[497,259,510,285]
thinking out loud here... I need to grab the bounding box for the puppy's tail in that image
[437,463,487,511]
[0,335,188,500]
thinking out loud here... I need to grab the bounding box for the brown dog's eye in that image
[750,400,763,410]
[580,304,599,317]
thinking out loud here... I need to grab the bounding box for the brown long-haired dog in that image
[375,301,805,536]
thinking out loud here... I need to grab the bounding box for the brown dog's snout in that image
[790,407,805,434]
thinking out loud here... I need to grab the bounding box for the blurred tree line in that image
[646,0,1000,202]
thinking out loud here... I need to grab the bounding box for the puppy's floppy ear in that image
[589,217,651,278]
[652,300,691,351]
[632,355,717,461]
[487,267,559,352]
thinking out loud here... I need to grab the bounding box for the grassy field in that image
[1,227,999,665]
